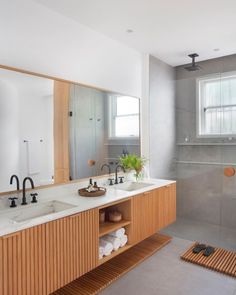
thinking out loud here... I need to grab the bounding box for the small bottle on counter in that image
[94,181,99,191]
[87,178,94,192]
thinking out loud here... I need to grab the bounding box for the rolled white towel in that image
[103,235,121,251]
[120,234,128,247]
[99,239,113,256]
[99,246,104,259]
[109,228,125,239]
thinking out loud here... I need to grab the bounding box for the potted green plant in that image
[119,154,147,181]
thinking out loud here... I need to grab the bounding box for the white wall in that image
[0,70,54,192]
[0,0,142,98]
[0,81,20,192]
[18,85,54,186]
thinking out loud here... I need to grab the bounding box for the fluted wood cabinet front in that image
[0,224,47,295]
[130,184,176,245]
[153,183,176,231]
[46,209,99,294]
[130,191,155,244]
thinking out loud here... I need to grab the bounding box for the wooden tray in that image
[78,187,106,197]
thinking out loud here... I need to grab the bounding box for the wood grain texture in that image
[46,209,99,294]
[98,245,132,265]
[181,242,236,277]
[0,225,47,295]
[99,220,131,237]
[54,80,70,184]
[129,184,176,245]
[153,183,176,231]
[52,233,171,295]
[129,191,155,244]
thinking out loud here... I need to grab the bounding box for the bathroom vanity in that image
[0,178,176,295]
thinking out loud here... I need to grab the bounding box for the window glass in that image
[109,95,139,138]
[198,73,236,136]
[116,96,139,116]
[115,115,139,137]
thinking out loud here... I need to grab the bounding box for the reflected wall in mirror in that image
[0,68,54,193]
[0,66,140,194]
[69,84,140,179]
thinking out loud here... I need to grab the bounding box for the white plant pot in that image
[125,171,136,182]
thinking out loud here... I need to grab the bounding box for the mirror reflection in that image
[0,68,140,193]
[0,69,54,193]
[69,84,140,179]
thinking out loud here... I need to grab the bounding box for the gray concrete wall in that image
[176,54,236,229]
[149,55,176,179]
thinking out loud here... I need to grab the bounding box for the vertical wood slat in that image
[0,224,46,295]
[181,242,236,278]
[153,183,176,231]
[52,234,172,295]
[130,184,176,245]
[130,191,155,245]
[46,208,99,294]
[53,80,70,184]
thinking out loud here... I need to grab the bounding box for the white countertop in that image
[0,178,175,237]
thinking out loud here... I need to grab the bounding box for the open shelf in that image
[99,220,131,237]
[98,244,132,265]
[53,234,172,295]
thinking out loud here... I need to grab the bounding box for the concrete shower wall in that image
[176,54,236,230]
[149,55,176,179]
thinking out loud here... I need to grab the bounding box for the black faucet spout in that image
[101,164,111,175]
[10,174,20,191]
[115,165,125,184]
[22,177,35,205]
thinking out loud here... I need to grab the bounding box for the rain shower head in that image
[184,53,201,71]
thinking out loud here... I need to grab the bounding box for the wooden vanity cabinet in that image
[129,191,155,244]
[130,183,176,245]
[0,208,99,295]
[0,224,47,295]
[46,209,99,294]
[153,183,176,231]
[0,184,176,295]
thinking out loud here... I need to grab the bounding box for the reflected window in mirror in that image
[0,65,141,194]
[109,95,140,138]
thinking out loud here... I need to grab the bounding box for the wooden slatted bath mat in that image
[181,243,236,277]
[52,234,171,295]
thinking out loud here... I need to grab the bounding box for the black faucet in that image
[22,177,35,205]
[115,165,125,184]
[10,175,20,191]
[101,164,111,174]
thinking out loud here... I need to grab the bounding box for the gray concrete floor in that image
[162,217,236,251]
[100,231,236,294]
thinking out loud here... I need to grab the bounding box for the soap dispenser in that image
[87,178,94,192]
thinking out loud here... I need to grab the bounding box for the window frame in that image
[196,72,236,138]
[108,95,140,140]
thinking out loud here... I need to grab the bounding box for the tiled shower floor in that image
[161,217,236,251]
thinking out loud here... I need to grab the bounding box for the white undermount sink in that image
[114,181,155,192]
[7,200,76,223]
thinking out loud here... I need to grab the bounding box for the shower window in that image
[108,95,139,138]
[197,72,236,137]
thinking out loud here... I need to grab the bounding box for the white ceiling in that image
[34,0,236,66]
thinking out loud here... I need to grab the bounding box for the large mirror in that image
[0,67,140,193]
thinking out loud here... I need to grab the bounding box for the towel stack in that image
[99,227,128,259]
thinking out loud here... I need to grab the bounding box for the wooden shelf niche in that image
[99,198,132,264]
[99,198,132,237]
